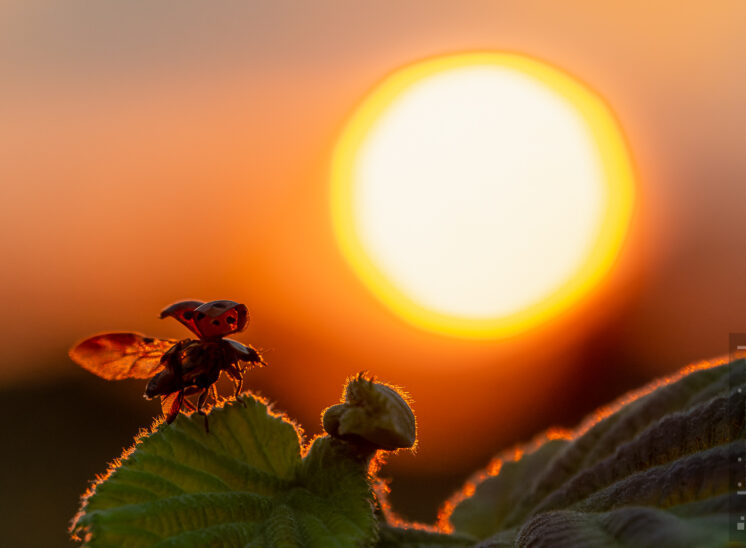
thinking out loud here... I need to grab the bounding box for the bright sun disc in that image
[331,53,635,338]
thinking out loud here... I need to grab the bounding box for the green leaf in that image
[72,395,377,547]
[513,498,734,548]
[448,439,569,539]
[439,359,745,547]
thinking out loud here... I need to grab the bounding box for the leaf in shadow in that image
[439,358,745,547]
[72,394,377,547]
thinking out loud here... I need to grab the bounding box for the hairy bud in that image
[323,373,416,450]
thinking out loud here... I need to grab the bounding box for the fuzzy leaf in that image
[440,358,745,547]
[512,497,734,548]
[448,439,569,539]
[72,395,377,547]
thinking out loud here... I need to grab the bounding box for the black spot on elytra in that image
[226,316,236,324]
[196,312,206,320]
[212,320,220,326]
[183,311,194,320]
[142,337,154,343]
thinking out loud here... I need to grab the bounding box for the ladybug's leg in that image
[233,374,244,403]
[162,390,184,424]
[179,386,202,412]
[224,363,246,405]
[196,387,210,433]
[210,383,219,405]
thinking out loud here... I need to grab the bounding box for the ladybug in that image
[69,300,265,431]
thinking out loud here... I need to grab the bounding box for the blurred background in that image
[2,2,746,546]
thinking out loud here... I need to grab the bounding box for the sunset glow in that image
[332,53,635,338]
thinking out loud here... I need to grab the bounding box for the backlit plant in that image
[71,357,743,547]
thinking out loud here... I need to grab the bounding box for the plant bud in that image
[323,374,416,450]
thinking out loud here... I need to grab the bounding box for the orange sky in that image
[2,1,746,474]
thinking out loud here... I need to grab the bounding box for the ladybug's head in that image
[192,300,248,339]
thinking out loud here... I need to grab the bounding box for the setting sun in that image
[332,52,635,338]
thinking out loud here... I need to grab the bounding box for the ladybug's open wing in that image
[69,333,178,380]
